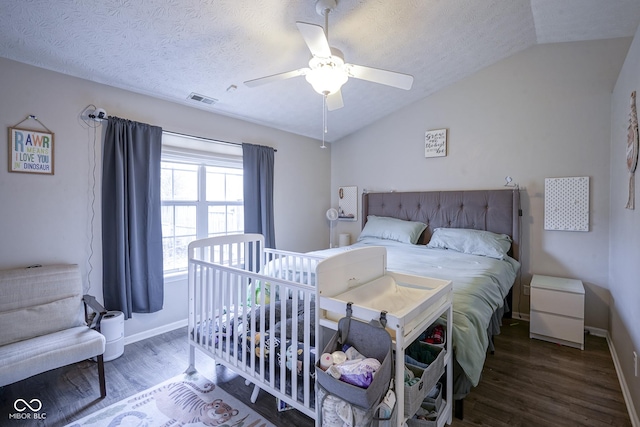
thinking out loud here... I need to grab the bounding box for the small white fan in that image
[326,208,338,248]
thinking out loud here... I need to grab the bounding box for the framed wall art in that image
[8,126,55,175]
[425,128,447,158]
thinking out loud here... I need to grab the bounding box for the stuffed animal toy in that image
[286,344,303,374]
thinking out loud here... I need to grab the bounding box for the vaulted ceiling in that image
[1,0,639,142]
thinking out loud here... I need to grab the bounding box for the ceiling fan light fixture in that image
[305,56,348,95]
[244,3,414,109]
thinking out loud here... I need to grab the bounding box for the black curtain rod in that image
[89,114,276,152]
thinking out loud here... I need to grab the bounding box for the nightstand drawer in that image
[531,287,584,319]
[530,310,584,345]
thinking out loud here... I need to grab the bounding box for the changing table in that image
[316,247,453,427]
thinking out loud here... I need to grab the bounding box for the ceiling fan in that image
[244,0,414,111]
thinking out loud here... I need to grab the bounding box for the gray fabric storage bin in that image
[407,382,444,427]
[316,314,393,409]
[405,340,445,391]
[423,382,442,411]
[372,389,398,427]
[420,320,446,349]
[317,384,375,427]
[404,363,429,417]
[317,378,399,427]
[407,401,442,427]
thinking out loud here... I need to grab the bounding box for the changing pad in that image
[332,275,439,319]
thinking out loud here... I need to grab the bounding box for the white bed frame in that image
[187,233,454,426]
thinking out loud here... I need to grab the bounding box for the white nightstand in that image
[529,274,585,350]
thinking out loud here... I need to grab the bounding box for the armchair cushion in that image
[0,265,85,346]
[0,326,105,386]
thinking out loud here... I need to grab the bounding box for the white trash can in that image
[99,311,124,361]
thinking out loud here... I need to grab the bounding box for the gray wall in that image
[0,57,331,339]
[331,38,630,332]
[610,23,640,419]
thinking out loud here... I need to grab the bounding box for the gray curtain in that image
[102,117,164,318]
[242,143,276,248]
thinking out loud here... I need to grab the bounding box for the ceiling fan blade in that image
[347,64,414,90]
[326,90,344,111]
[296,21,331,58]
[244,68,308,88]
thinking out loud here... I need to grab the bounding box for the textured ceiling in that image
[1,0,640,142]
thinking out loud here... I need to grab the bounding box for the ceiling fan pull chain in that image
[324,95,328,134]
[322,94,327,148]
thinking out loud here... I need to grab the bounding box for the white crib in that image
[187,234,454,426]
[187,234,322,418]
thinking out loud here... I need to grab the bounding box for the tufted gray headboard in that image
[362,189,521,261]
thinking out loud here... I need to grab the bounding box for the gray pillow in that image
[427,228,512,259]
[358,215,427,244]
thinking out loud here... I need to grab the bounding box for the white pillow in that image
[427,228,512,259]
[358,215,427,244]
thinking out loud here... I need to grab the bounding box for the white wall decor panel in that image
[338,186,357,221]
[544,177,589,232]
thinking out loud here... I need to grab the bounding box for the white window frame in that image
[161,132,243,280]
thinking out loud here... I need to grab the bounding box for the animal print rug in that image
[66,371,276,427]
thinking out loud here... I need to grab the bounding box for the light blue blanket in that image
[308,237,520,387]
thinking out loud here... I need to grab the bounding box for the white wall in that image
[610,24,640,418]
[331,38,631,331]
[0,57,331,339]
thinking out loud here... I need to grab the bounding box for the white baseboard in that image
[509,312,530,322]
[124,319,188,346]
[584,325,607,338]
[605,330,640,427]
[507,318,608,339]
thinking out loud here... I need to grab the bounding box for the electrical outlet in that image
[523,285,530,296]
[634,351,638,377]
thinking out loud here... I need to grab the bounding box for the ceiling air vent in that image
[188,92,217,105]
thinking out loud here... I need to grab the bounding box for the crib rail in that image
[187,234,321,418]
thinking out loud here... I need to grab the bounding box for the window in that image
[160,133,243,274]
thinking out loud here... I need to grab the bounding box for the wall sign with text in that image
[425,128,447,158]
[8,127,54,174]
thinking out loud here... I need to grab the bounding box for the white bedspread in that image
[308,237,520,387]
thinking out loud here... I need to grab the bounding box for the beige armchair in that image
[0,264,107,397]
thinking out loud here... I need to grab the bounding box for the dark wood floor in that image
[0,321,631,427]
[451,321,631,427]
